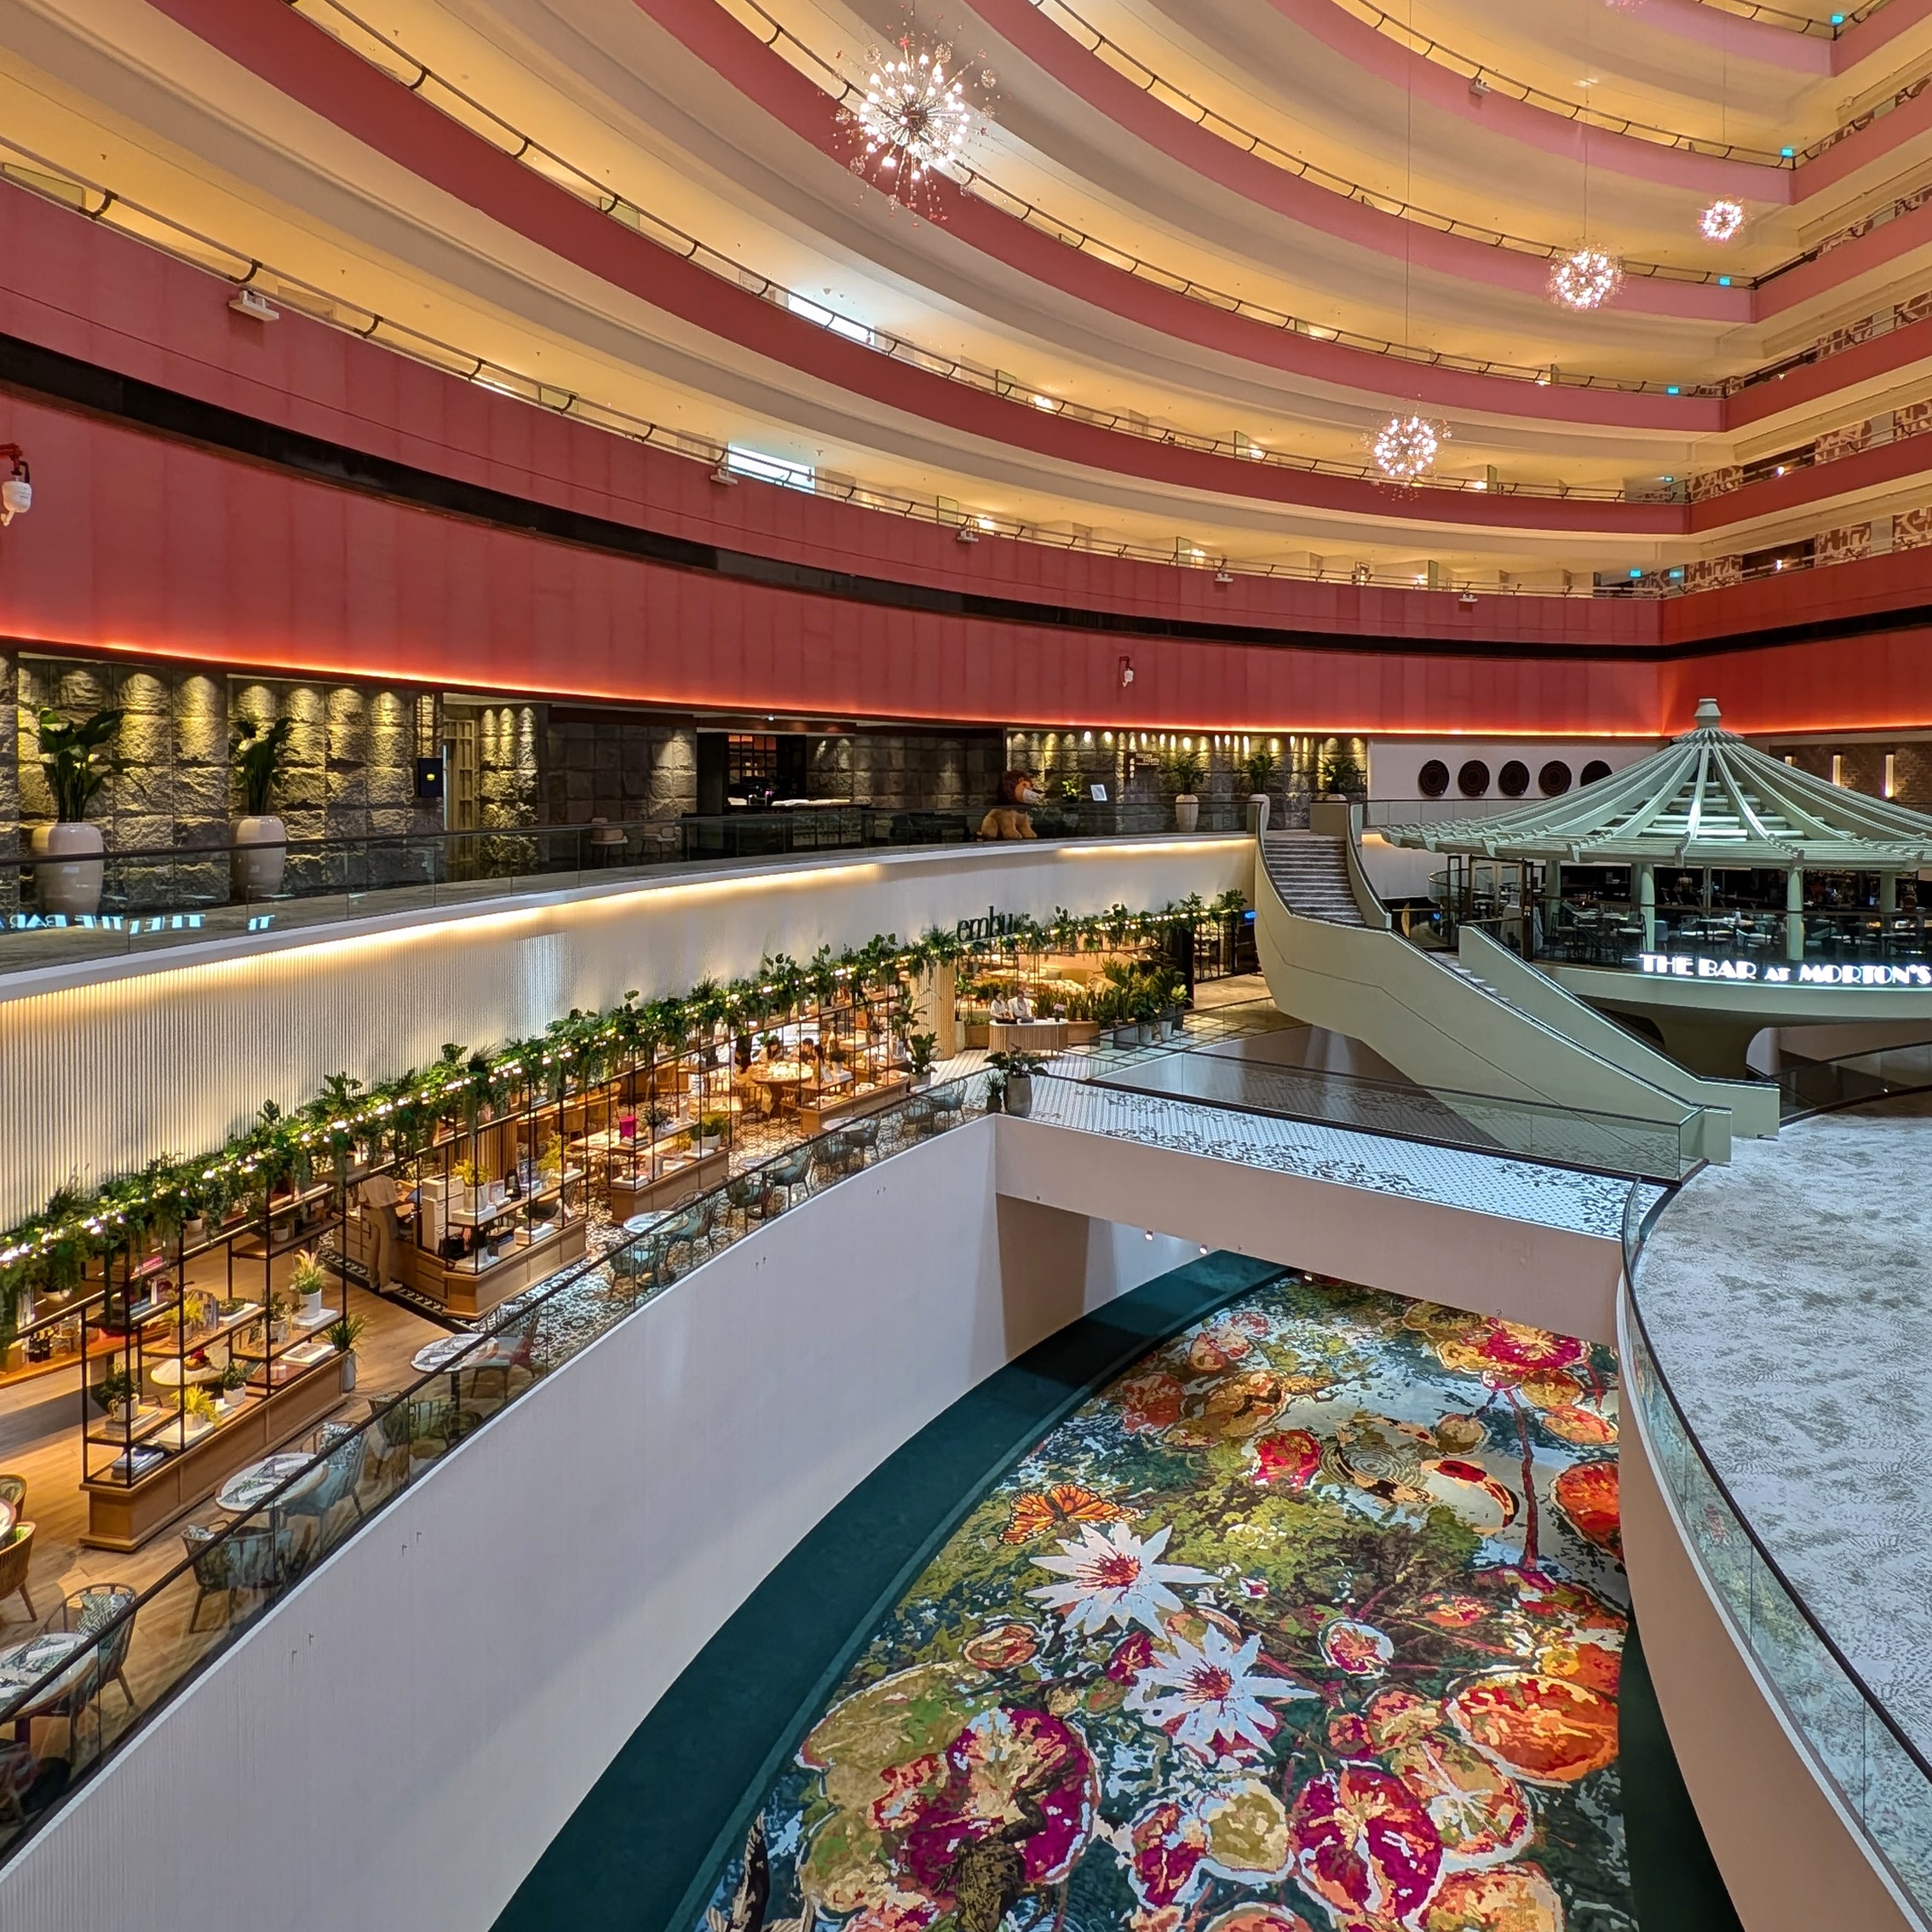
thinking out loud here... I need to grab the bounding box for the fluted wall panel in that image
[0,838,1250,1224]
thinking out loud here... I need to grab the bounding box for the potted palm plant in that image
[32,705,124,917]
[325,1313,366,1389]
[1165,745,1207,832]
[1242,746,1278,834]
[905,1032,939,1088]
[232,713,295,897]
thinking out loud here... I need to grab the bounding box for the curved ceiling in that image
[5,0,1932,588]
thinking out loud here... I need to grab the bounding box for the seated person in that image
[1009,990,1035,1022]
[989,994,1014,1024]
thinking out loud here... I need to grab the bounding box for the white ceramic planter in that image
[1174,794,1200,833]
[232,814,287,898]
[339,1353,358,1392]
[32,821,105,917]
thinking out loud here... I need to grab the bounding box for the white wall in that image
[0,1122,1202,1932]
[0,837,1250,1223]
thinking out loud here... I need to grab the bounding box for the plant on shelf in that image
[92,1365,136,1422]
[289,1250,327,1324]
[694,1112,732,1150]
[32,704,125,919]
[181,1386,221,1427]
[219,1359,248,1402]
[267,1288,292,1345]
[325,1313,366,1388]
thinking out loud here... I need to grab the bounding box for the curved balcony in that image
[1623,1105,1932,1928]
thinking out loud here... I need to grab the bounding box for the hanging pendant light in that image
[1371,413,1447,481]
[842,36,990,215]
[1699,198,1745,244]
[1549,246,1624,311]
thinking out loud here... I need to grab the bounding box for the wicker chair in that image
[762,1145,813,1210]
[0,1477,24,1520]
[181,1521,289,1631]
[0,1525,34,1623]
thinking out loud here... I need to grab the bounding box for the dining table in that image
[216,1451,319,1516]
[0,1630,93,1735]
[411,1333,486,1409]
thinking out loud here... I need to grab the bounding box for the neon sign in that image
[1637,952,1932,988]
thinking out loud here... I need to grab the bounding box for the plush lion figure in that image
[980,769,1042,841]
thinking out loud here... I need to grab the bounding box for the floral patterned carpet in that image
[696,1274,1628,1932]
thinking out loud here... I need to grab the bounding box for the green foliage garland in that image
[0,892,1248,1341]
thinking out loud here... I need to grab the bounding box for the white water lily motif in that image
[1028,1521,1210,1636]
[1127,1624,1315,1761]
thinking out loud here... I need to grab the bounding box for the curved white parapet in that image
[1619,1285,1929,1932]
[0,835,1251,1226]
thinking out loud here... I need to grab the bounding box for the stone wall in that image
[542,712,697,823]
[1003,729,1322,833]
[11,653,441,906]
[808,732,1002,813]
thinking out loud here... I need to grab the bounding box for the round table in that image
[149,1358,221,1389]
[0,1630,90,1727]
[216,1452,316,1515]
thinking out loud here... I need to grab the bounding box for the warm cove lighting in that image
[1371,414,1446,482]
[1699,199,1745,244]
[1548,247,1623,311]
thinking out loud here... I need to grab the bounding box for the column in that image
[1881,872,1898,916]
[1637,863,1656,951]
[1785,868,1804,962]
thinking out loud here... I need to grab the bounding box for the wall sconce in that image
[0,445,30,526]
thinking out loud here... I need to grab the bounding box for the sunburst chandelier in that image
[842,37,987,214]
[1371,413,1447,481]
[1548,245,1624,311]
[1699,198,1745,244]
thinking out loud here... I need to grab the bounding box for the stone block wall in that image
[542,712,697,823]
[12,652,441,906]
[808,732,1002,813]
[1003,728,1316,833]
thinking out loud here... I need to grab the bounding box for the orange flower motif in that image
[962,1622,1040,1671]
[1002,1484,1130,1544]
[1550,1459,1621,1559]
[1437,1320,1586,1389]
[1539,1403,1618,1447]
[1423,1863,1565,1930]
[1117,1371,1186,1435]
[1448,1672,1619,1785]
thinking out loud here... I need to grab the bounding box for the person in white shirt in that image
[356,1170,401,1291]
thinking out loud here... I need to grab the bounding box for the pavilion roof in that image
[1378,700,1932,871]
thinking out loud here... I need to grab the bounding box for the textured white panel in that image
[0,839,1249,1223]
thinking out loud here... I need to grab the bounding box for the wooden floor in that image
[0,1284,442,1636]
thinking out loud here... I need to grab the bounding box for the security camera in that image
[956,525,980,543]
[1459,591,1478,607]
[1214,567,1233,584]
[710,462,739,486]
[1469,76,1492,99]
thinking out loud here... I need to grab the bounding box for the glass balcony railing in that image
[1776,1038,1932,1118]
[1622,1188,1932,1914]
[0,809,1250,977]
[1083,1053,1710,1181]
[0,1068,999,1864]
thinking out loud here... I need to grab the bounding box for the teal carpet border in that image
[493,1251,1283,1932]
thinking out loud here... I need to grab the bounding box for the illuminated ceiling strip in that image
[1026,0,1745,280]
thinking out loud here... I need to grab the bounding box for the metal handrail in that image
[0,1067,996,1862]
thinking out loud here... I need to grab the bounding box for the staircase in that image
[1261,833,1366,925]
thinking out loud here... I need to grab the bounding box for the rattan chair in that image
[0,1525,34,1623]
